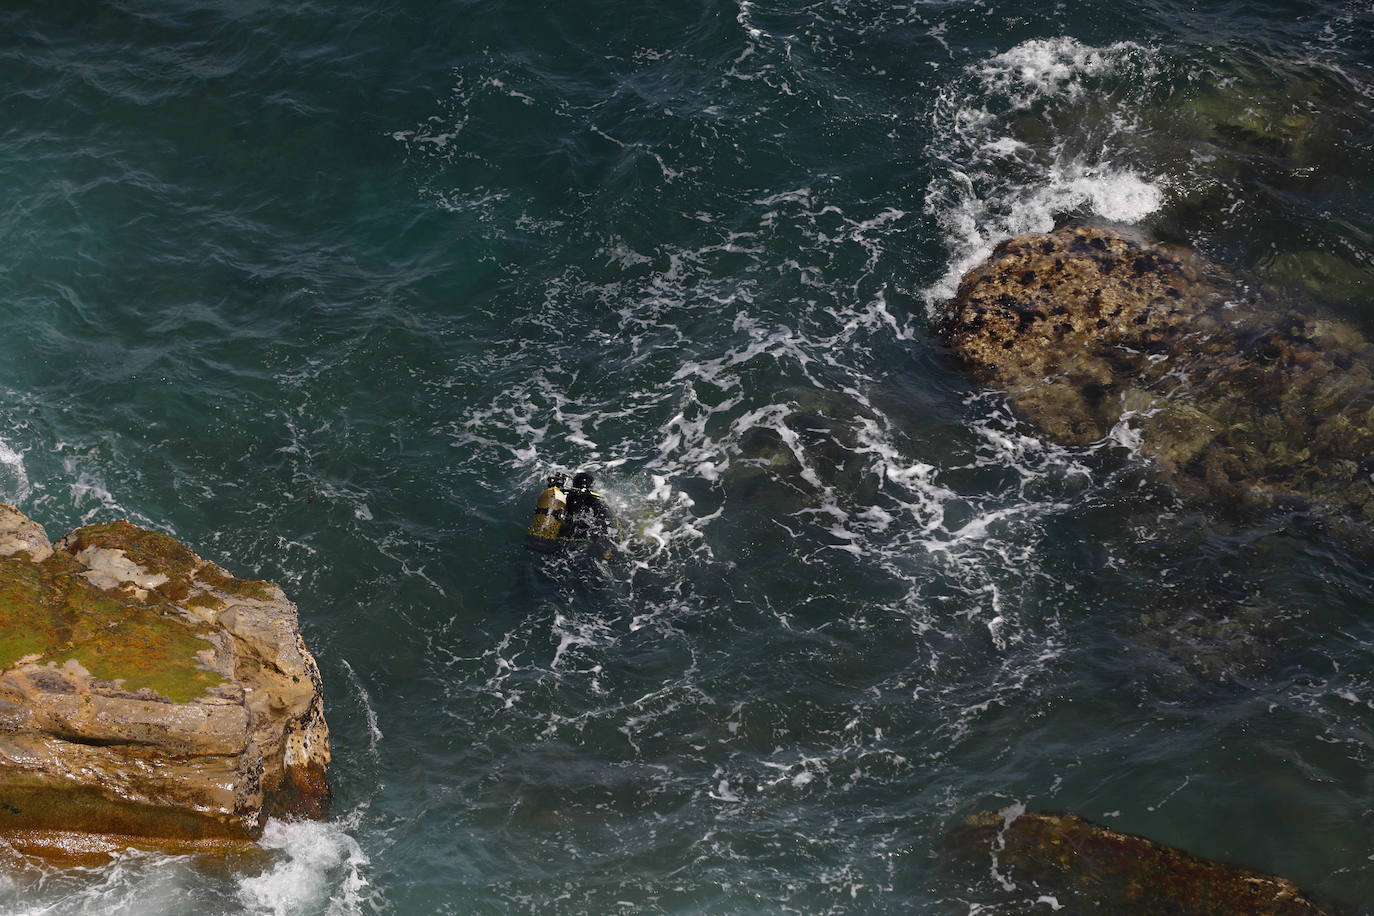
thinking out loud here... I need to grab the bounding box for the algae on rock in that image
[941,226,1374,541]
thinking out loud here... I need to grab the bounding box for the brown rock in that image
[942,226,1235,444]
[0,505,52,563]
[941,226,1374,537]
[0,508,330,860]
[944,808,1336,914]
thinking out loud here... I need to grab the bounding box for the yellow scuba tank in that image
[525,473,568,553]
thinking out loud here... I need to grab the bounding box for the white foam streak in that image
[928,160,1165,305]
[340,658,383,758]
[0,851,202,916]
[66,465,117,517]
[978,38,1144,108]
[989,802,1028,891]
[932,504,1045,552]
[1106,411,1147,455]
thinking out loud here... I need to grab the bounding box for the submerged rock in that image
[0,505,329,860]
[941,226,1374,540]
[943,808,1335,914]
[1264,250,1374,309]
[725,387,882,501]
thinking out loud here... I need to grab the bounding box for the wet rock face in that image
[942,226,1374,535]
[943,808,1334,914]
[0,505,330,860]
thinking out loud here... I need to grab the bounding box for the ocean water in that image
[1,0,1373,912]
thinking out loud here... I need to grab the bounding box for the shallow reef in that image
[940,225,1374,686]
[942,225,1374,545]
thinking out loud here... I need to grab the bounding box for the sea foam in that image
[236,818,373,916]
[0,438,28,504]
[924,37,1166,308]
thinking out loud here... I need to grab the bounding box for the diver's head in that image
[572,472,594,491]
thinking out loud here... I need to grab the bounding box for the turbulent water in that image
[2,1,1373,912]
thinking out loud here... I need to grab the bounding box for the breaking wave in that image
[924,37,1167,307]
[236,818,375,916]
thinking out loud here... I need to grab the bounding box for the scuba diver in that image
[525,471,620,557]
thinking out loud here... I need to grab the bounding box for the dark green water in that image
[1,1,1373,912]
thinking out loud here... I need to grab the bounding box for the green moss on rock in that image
[0,509,332,859]
[185,592,226,611]
[195,565,274,601]
[0,552,222,704]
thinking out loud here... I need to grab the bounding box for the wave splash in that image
[236,818,375,916]
[0,437,29,505]
[924,37,1167,308]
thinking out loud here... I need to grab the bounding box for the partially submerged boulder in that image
[941,226,1374,537]
[0,505,329,860]
[943,808,1335,914]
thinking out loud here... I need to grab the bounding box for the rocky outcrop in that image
[941,226,1374,537]
[0,505,329,860]
[943,808,1336,914]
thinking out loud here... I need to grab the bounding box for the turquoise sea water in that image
[2,1,1373,912]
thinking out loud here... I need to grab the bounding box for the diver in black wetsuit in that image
[558,472,620,557]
